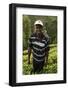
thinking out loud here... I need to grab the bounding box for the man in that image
[28,20,50,74]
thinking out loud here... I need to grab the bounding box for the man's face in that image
[35,24,43,34]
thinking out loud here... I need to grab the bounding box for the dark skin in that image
[28,24,49,65]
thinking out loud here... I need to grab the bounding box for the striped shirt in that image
[28,32,50,62]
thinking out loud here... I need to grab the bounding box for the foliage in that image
[23,15,31,50]
[23,15,57,50]
[22,15,57,75]
[23,44,57,75]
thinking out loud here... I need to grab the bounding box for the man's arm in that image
[28,33,34,64]
[45,47,50,66]
[45,35,50,66]
[28,47,32,64]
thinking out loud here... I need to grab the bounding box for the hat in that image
[34,20,43,26]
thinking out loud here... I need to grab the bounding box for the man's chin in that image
[37,32,41,35]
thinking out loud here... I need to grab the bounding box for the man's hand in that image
[45,60,48,67]
[28,60,30,64]
[28,47,31,65]
[45,52,48,67]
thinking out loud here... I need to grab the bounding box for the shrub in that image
[23,44,57,75]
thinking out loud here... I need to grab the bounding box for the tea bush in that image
[23,44,57,75]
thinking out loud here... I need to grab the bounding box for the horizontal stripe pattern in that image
[32,41,45,47]
[33,52,45,60]
[28,33,49,62]
[33,50,45,57]
[33,57,45,62]
[33,45,48,51]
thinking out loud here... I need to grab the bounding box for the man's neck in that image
[36,32,44,40]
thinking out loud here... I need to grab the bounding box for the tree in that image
[23,15,31,50]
